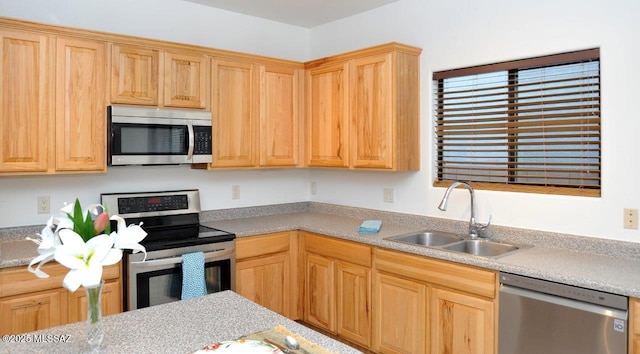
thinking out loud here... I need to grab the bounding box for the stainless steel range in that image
[101,189,235,311]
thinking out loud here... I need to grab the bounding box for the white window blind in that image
[433,49,600,196]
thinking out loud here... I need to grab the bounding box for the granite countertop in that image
[0,290,361,354]
[2,205,640,298]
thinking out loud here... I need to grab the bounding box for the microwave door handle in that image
[186,121,195,161]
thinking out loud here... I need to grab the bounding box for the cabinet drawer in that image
[374,248,496,298]
[236,232,291,260]
[304,233,371,268]
[0,262,121,298]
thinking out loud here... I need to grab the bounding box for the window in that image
[433,49,600,197]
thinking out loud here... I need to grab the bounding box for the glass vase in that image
[85,280,104,349]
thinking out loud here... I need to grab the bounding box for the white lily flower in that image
[26,216,62,278]
[54,230,115,292]
[110,215,148,261]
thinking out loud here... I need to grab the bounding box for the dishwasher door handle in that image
[500,284,628,320]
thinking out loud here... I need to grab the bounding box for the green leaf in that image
[67,199,96,242]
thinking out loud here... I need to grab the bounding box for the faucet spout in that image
[438,181,489,238]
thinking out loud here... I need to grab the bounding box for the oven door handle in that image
[130,248,234,268]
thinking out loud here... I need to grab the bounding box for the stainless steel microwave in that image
[107,105,213,165]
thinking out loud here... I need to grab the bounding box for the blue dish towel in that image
[181,252,207,300]
[359,220,382,234]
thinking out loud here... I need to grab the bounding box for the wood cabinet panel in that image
[110,44,158,105]
[336,260,371,347]
[68,279,121,322]
[304,233,371,268]
[55,36,106,172]
[306,62,350,167]
[304,252,335,331]
[163,51,208,108]
[259,65,301,167]
[0,29,51,173]
[374,248,495,299]
[305,43,421,170]
[430,287,494,354]
[210,59,257,167]
[631,298,640,354]
[236,253,289,316]
[350,53,393,169]
[0,262,122,334]
[0,289,65,335]
[236,232,291,260]
[373,272,427,354]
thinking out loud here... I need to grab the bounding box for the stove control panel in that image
[117,195,188,213]
[101,189,201,218]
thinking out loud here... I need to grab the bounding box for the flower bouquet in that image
[26,198,147,347]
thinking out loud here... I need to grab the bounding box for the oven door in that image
[127,245,234,310]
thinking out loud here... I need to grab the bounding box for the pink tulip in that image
[94,212,109,234]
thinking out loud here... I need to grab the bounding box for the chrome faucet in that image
[438,181,491,239]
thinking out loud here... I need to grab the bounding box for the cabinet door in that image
[336,261,371,348]
[55,36,106,172]
[163,51,208,108]
[68,280,122,323]
[110,44,158,105]
[350,53,393,169]
[210,59,257,167]
[306,62,349,167]
[259,65,300,167]
[0,30,51,173]
[430,288,495,354]
[631,298,640,354]
[373,272,427,354]
[236,253,290,317]
[304,252,335,331]
[0,290,65,335]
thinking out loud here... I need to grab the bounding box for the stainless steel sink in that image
[386,231,463,247]
[386,231,530,258]
[442,239,525,257]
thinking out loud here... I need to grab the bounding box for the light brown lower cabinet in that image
[0,262,122,335]
[303,232,372,348]
[631,297,640,354]
[235,231,300,319]
[373,247,497,354]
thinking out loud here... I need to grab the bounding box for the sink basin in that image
[442,239,524,258]
[387,231,463,247]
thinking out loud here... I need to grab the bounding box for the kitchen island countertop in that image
[0,290,361,354]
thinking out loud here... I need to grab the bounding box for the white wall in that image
[309,0,640,242]
[2,0,639,243]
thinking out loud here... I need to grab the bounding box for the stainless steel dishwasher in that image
[499,272,628,354]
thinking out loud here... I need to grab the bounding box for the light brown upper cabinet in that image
[259,64,302,167]
[208,58,303,169]
[210,59,257,167]
[55,36,107,172]
[110,44,159,106]
[0,29,52,173]
[306,62,350,168]
[305,43,421,171]
[162,51,208,109]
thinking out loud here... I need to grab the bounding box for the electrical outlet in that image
[383,188,394,203]
[624,208,638,229]
[231,185,240,200]
[310,181,317,195]
[37,196,50,214]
